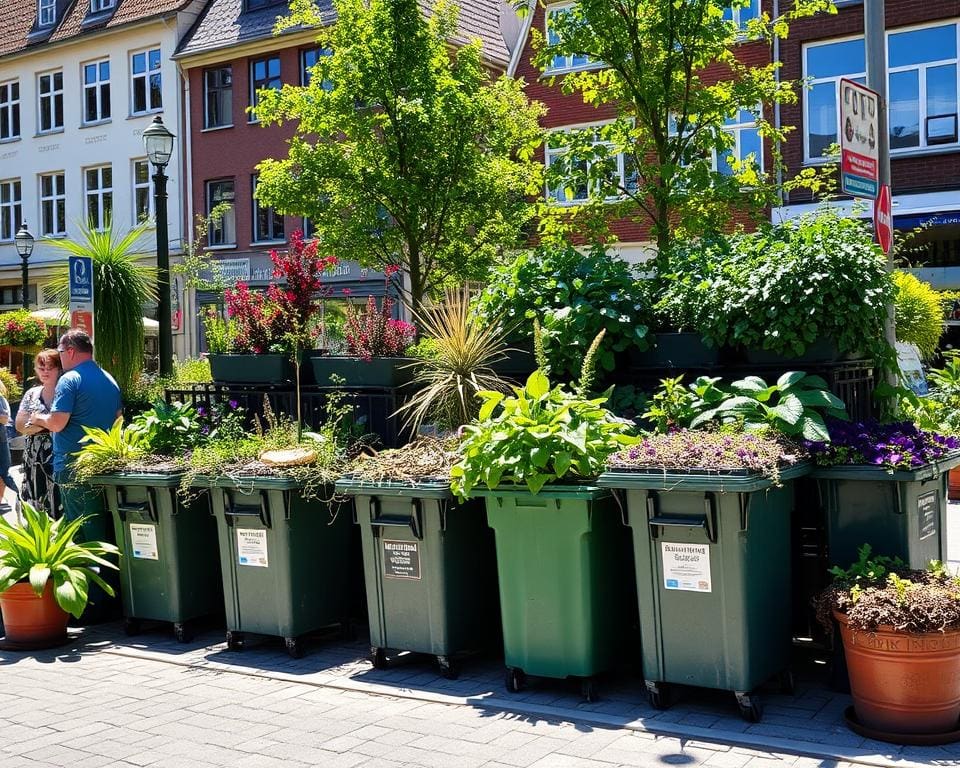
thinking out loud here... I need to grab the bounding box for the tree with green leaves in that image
[533,0,836,256]
[253,0,545,314]
[47,221,158,395]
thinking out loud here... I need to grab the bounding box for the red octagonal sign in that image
[874,184,893,255]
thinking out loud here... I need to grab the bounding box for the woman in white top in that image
[16,348,62,517]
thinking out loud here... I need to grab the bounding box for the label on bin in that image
[383,539,421,580]
[236,528,269,567]
[918,491,938,541]
[129,523,159,560]
[661,542,711,592]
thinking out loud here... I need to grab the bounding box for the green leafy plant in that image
[0,366,23,402]
[0,310,49,348]
[451,351,639,496]
[0,501,119,618]
[128,401,204,456]
[690,372,848,441]
[900,351,960,435]
[73,417,144,482]
[472,243,650,381]
[202,308,234,355]
[394,289,512,433]
[893,271,944,360]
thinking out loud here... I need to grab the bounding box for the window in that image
[83,58,111,123]
[300,47,332,89]
[723,0,760,30]
[131,48,162,114]
[84,165,112,230]
[38,0,55,26]
[544,4,594,73]
[803,37,866,162]
[717,109,763,175]
[207,180,236,246]
[39,172,66,237]
[203,66,233,129]
[887,23,959,150]
[0,81,20,141]
[38,71,63,133]
[0,180,21,241]
[133,160,153,223]
[252,176,284,242]
[249,56,281,119]
[545,127,637,204]
[90,0,114,11]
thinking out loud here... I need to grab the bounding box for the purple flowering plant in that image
[804,420,960,471]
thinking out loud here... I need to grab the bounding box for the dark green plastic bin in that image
[597,464,810,721]
[200,475,354,658]
[811,451,960,569]
[336,479,498,678]
[95,472,221,642]
[477,485,630,701]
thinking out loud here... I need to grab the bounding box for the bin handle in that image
[368,496,425,540]
[223,490,271,528]
[646,492,718,544]
[116,487,158,523]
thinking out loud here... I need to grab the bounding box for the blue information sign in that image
[68,256,93,303]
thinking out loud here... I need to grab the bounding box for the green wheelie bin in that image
[597,464,810,721]
[811,450,960,569]
[96,472,221,642]
[203,475,354,658]
[335,479,499,678]
[477,485,630,701]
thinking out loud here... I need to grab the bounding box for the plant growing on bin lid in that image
[450,332,639,497]
[804,420,960,471]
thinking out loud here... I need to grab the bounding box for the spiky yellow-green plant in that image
[394,289,513,433]
[893,271,943,360]
[46,220,158,393]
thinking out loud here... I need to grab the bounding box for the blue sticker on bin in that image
[666,579,679,588]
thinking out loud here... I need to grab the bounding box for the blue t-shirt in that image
[51,360,122,472]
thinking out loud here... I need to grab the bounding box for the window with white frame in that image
[722,0,760,30]
[544,4,594,73]
[716,109,763,175]
[133,160,153,223]
[207,180,236,246]
[252,175,284,242]
[887,23,958,150]
[84,165,112,230]
[544,127,637,204]
[0,81,20,141]
[82,58,111,123]
[803,37,866,162]
[39,172,66,237]
[38,0,56,26]
[131,48,162,114]
[90,0,114,12]
[38,71,63,133]
[204,66,233,129]
[249,56,281,119]
[0,179,22,241]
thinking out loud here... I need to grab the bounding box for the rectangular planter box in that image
[209,354,295,386]
[309,356,417,388]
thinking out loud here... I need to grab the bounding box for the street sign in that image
[874,183,893,255]
[839,78,880,199]
[68,255,94,340]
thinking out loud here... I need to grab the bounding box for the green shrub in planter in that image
[893,271,943,360]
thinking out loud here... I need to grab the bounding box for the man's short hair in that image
[60,328,94,355]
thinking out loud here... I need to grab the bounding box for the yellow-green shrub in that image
[893,272,943,359]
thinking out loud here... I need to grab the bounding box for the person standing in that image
[0,379,19,508]
[16,348,63,518]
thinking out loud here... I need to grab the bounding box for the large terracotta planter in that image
[836,610,960,737]
[0,582,69,648]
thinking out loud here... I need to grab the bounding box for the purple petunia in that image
[804,420,960,471]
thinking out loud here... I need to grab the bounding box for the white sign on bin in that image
[661,542,712,593]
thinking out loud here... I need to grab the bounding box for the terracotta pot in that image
[836,610,960,735]
[0,582,69,648]
[949,468,960,501]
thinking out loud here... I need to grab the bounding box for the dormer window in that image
[38,0,55,27]
[90,0,114,12]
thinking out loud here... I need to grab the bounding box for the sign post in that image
[68,255,94,341]
[874,183,893,255]
[839,78,880,199]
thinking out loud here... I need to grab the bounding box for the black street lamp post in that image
[14,222,34,310]
[142,115,175,378]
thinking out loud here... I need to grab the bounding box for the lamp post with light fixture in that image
[14,222,34,311]
[142,115,175,377]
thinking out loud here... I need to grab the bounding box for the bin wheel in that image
[736,692,762,723]
[437,656,459,680]
[123,617,142,637]
[370,647,389,670]
[778,670,795,695]
[173,622,192,644]
[505,667,526,694]
[646,682,668,710]
[580,678,598,703]
[284,636,303,659]
[226,631,245,651]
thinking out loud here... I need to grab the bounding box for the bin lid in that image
[596,461,811,493]
[90,471,184,488]
[335,478,453,499]
[469,483,609,500]
[809,450,960,482]
[191,473,312,491]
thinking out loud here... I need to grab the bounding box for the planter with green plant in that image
[815,546,960,743]
[74,401,234,641]
[0,502,119,649]
[450,333,638,700]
